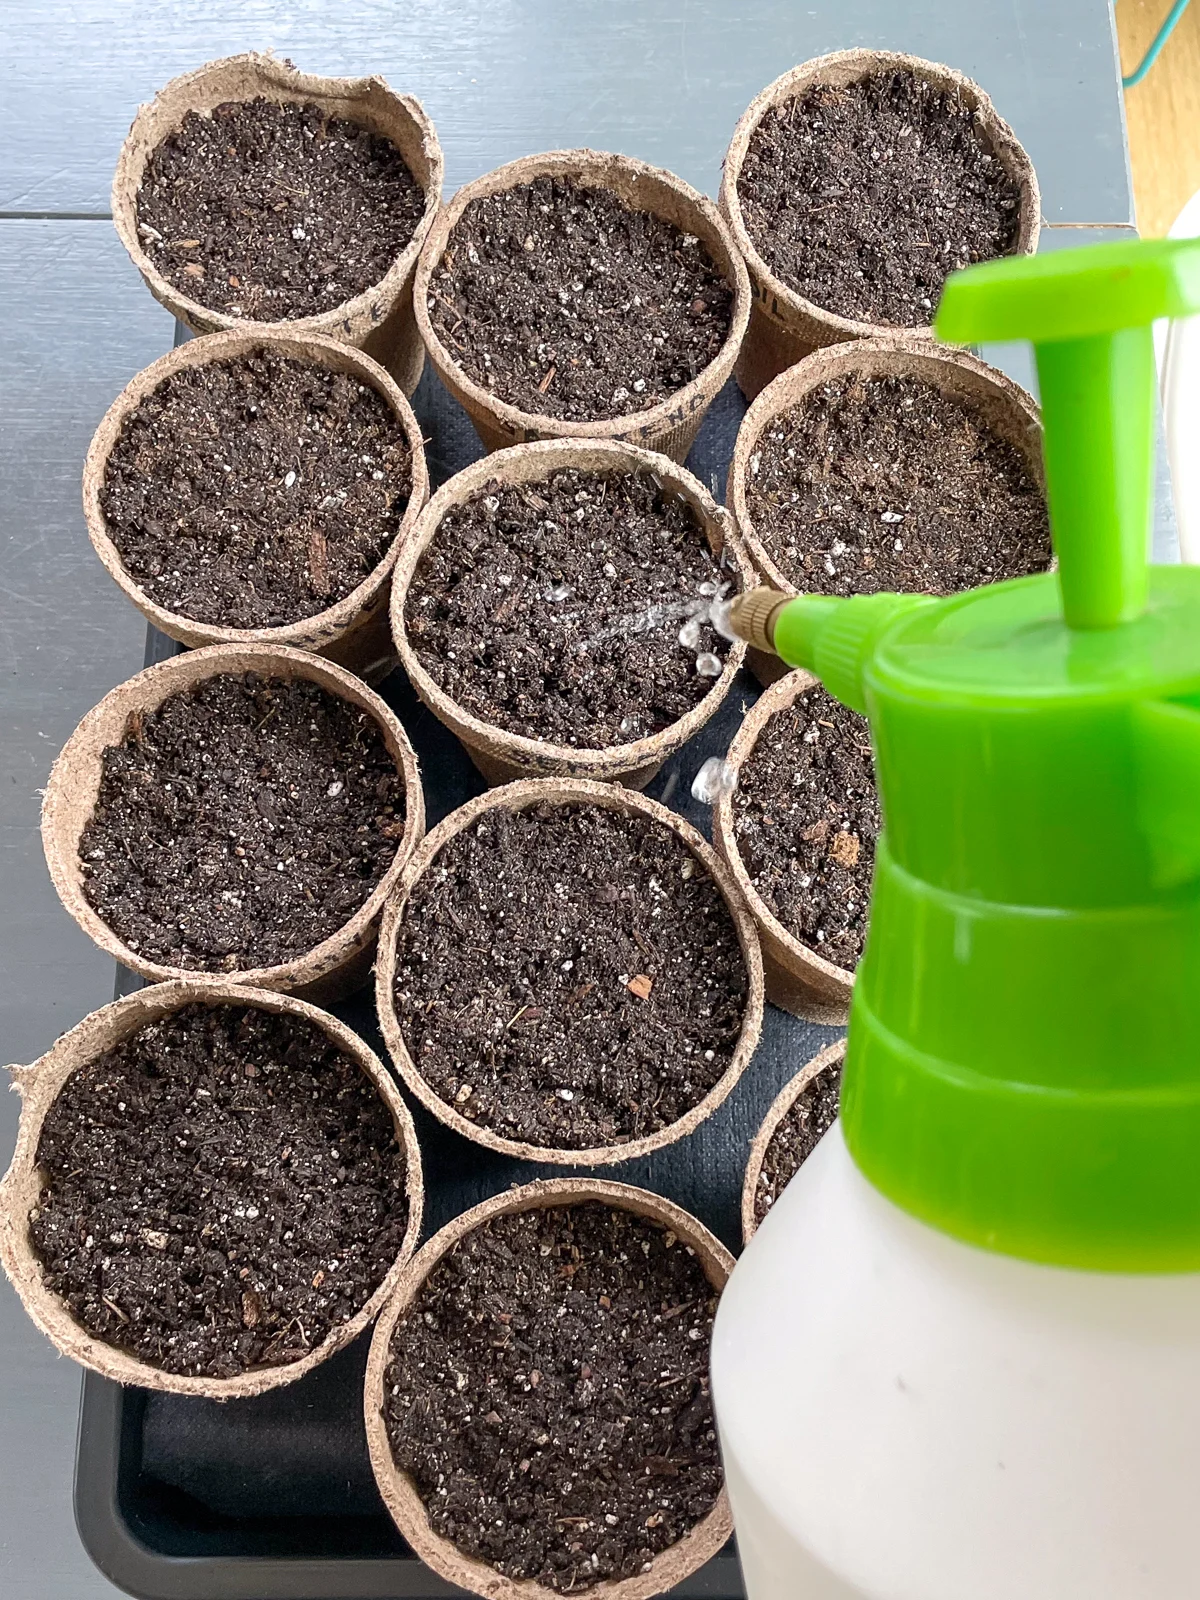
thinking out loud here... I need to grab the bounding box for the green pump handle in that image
[731,239,1200,1271]
[938,240,1200,628]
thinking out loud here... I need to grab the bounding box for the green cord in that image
[1122,0,1192,88]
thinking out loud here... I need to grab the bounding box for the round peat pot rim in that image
[390,436,753,788]
[712,671,857,1024]
[718,48,1042,347]
[740,1038,847,1244]
[364,1176,735,1600]
[412,148,751,454]
[82,327,430,670]
[0,978,425,1399]
[111,51,445,350]
[375,776,765,1166]
[726,336,1044,598]
[41,641,426,1000]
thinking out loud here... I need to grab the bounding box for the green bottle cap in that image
[766,239,1200,1271]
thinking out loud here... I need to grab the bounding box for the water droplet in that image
[691,757,737,805]
[678,617,702,649]
[708,598,738,641]
[695,652,723,678]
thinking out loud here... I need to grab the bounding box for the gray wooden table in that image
[0,3,1140,1595]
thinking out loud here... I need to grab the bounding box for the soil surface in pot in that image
[752,1059,843,1228]
[383,1200,722,1591]
[732,684,877,971]
[737,70,1022,326]
[392,802,749,1150]
[79,672,406,971]
[136,97,425,320]
[744,372,1049,594]
[429,175,733,421]
[406,466,735,748]
[29,1002,409,1379]
[101,350,413,629]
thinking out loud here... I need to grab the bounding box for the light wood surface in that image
[1119,0,1200,235]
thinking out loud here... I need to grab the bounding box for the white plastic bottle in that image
[712,1123,1200,1599]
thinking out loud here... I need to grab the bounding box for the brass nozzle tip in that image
[728,588,792,655]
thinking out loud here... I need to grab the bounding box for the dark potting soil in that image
[30,1002,409,1379]
[753,1059,844,1227]
[405,467,735,749]
[383,1201,722,1591]
[79,673,406,972]
[744,372,1050,595]
[428,175,733,421]
[391,803,750,1151]
[135,97,425,320]
[737,70,1023,326]
[732,685,878,971]
[100,350,413,629]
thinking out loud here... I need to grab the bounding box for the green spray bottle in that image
[711,237,1200,1598]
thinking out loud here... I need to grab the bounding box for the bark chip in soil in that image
[80,673,406,972]
[136,97,425,320]
[732,685,878,972]
[101,350,413,629]
[744,372,1049,595]
[753,1061,844,1227]
[384,1201,722,1591]
[406,466,736,749]
[737,70,1023,326]
[30,1002,410,1379]
[392,803,749,1150]
[429,175,733,421]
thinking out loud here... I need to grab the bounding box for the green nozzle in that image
[936,240,1200,628]
[772,592,935,712]
[756,239,1200,1272]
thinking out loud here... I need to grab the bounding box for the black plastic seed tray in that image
[72,352,839,1599]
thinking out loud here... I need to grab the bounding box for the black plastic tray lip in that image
[76,1372,465,1599]
[76,1373,745,1599]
